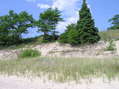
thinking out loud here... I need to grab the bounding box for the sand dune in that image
[0,75,119,89]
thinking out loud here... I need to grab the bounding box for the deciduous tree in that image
[0,10,34,45]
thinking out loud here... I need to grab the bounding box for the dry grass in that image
[0,57,119,82]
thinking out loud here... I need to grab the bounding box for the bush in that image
[19,49,41,58]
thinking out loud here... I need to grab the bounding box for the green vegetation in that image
[76,0,100,44]
[19,49,40,58]
[0,29,119,50]
[0,57,119,82]
[0,0,119,84]
[36,8,63,42]
[0,0,119,47]
[99,30,119,41]
[0,8,63,46]
[0,10,34,46]
[59,0,100,45]
[106,40,115,51]
[108,14,119,30]
[59,24,79,45]
[0,0,101,47]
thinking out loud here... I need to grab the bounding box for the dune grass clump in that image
[19,49,40,58]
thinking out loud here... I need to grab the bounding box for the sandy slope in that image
[0,75,119,89]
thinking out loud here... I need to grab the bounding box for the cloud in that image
[29,0,81,32]
[57,15,79,33]
[37,4,50,9]
[51,0,80,32]
[52,0,80,11]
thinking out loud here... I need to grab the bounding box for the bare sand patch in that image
[0,75,119,89]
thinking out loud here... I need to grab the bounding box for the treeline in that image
[0,0,101,46]
[0,10,34,45]
[0,8,63,46]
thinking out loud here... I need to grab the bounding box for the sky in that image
[0,0,119,38]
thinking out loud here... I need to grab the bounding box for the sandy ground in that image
[0,75,119,89]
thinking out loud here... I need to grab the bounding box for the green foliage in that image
[108,14,119,30]
[59,24,80,45]
[67,28,79,45]
[106,40,115,51]
[0,10,34,46]
[19,49,40,58]
[59,32,68,43]
[36,8,63,42]
[76,0,100,44]
[59,0,100,45]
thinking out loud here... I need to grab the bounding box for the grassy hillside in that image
[0,30,119,50]
[99,30,119,41]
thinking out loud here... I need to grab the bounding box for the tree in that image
[67,24,80,45]
[49,8,63,40]
[0,15,10,45]
[59,25,71,43]
[36,8,63,42]
[0,10,34,45]
[108,14,119,30]
[77,0,100,44]
[59,24,79,45]
[59,0,100,45]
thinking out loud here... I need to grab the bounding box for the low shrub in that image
[19,49,41,58]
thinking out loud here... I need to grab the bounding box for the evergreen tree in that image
[108,14,119,30]
[36,8,63,42]
[59,24,76,43]
[59,24,79,45]
[50,8,63,40]
[77,0,100,44]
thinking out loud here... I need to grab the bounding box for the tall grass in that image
[99,30,119,41]
[0,57,119,82]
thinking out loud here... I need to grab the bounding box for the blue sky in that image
[0,0,119,37]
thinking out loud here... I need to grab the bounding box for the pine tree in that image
[108,14,119,30]
[77,0,100,44]
[59,24,79,45]
[36,8,63,42]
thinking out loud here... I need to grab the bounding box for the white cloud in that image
[57,15,79,33]
[29,0,82,32]
[37,4,50,9]
[26,0,93,35]
[52,0,80,11]
[51,0,80,32]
